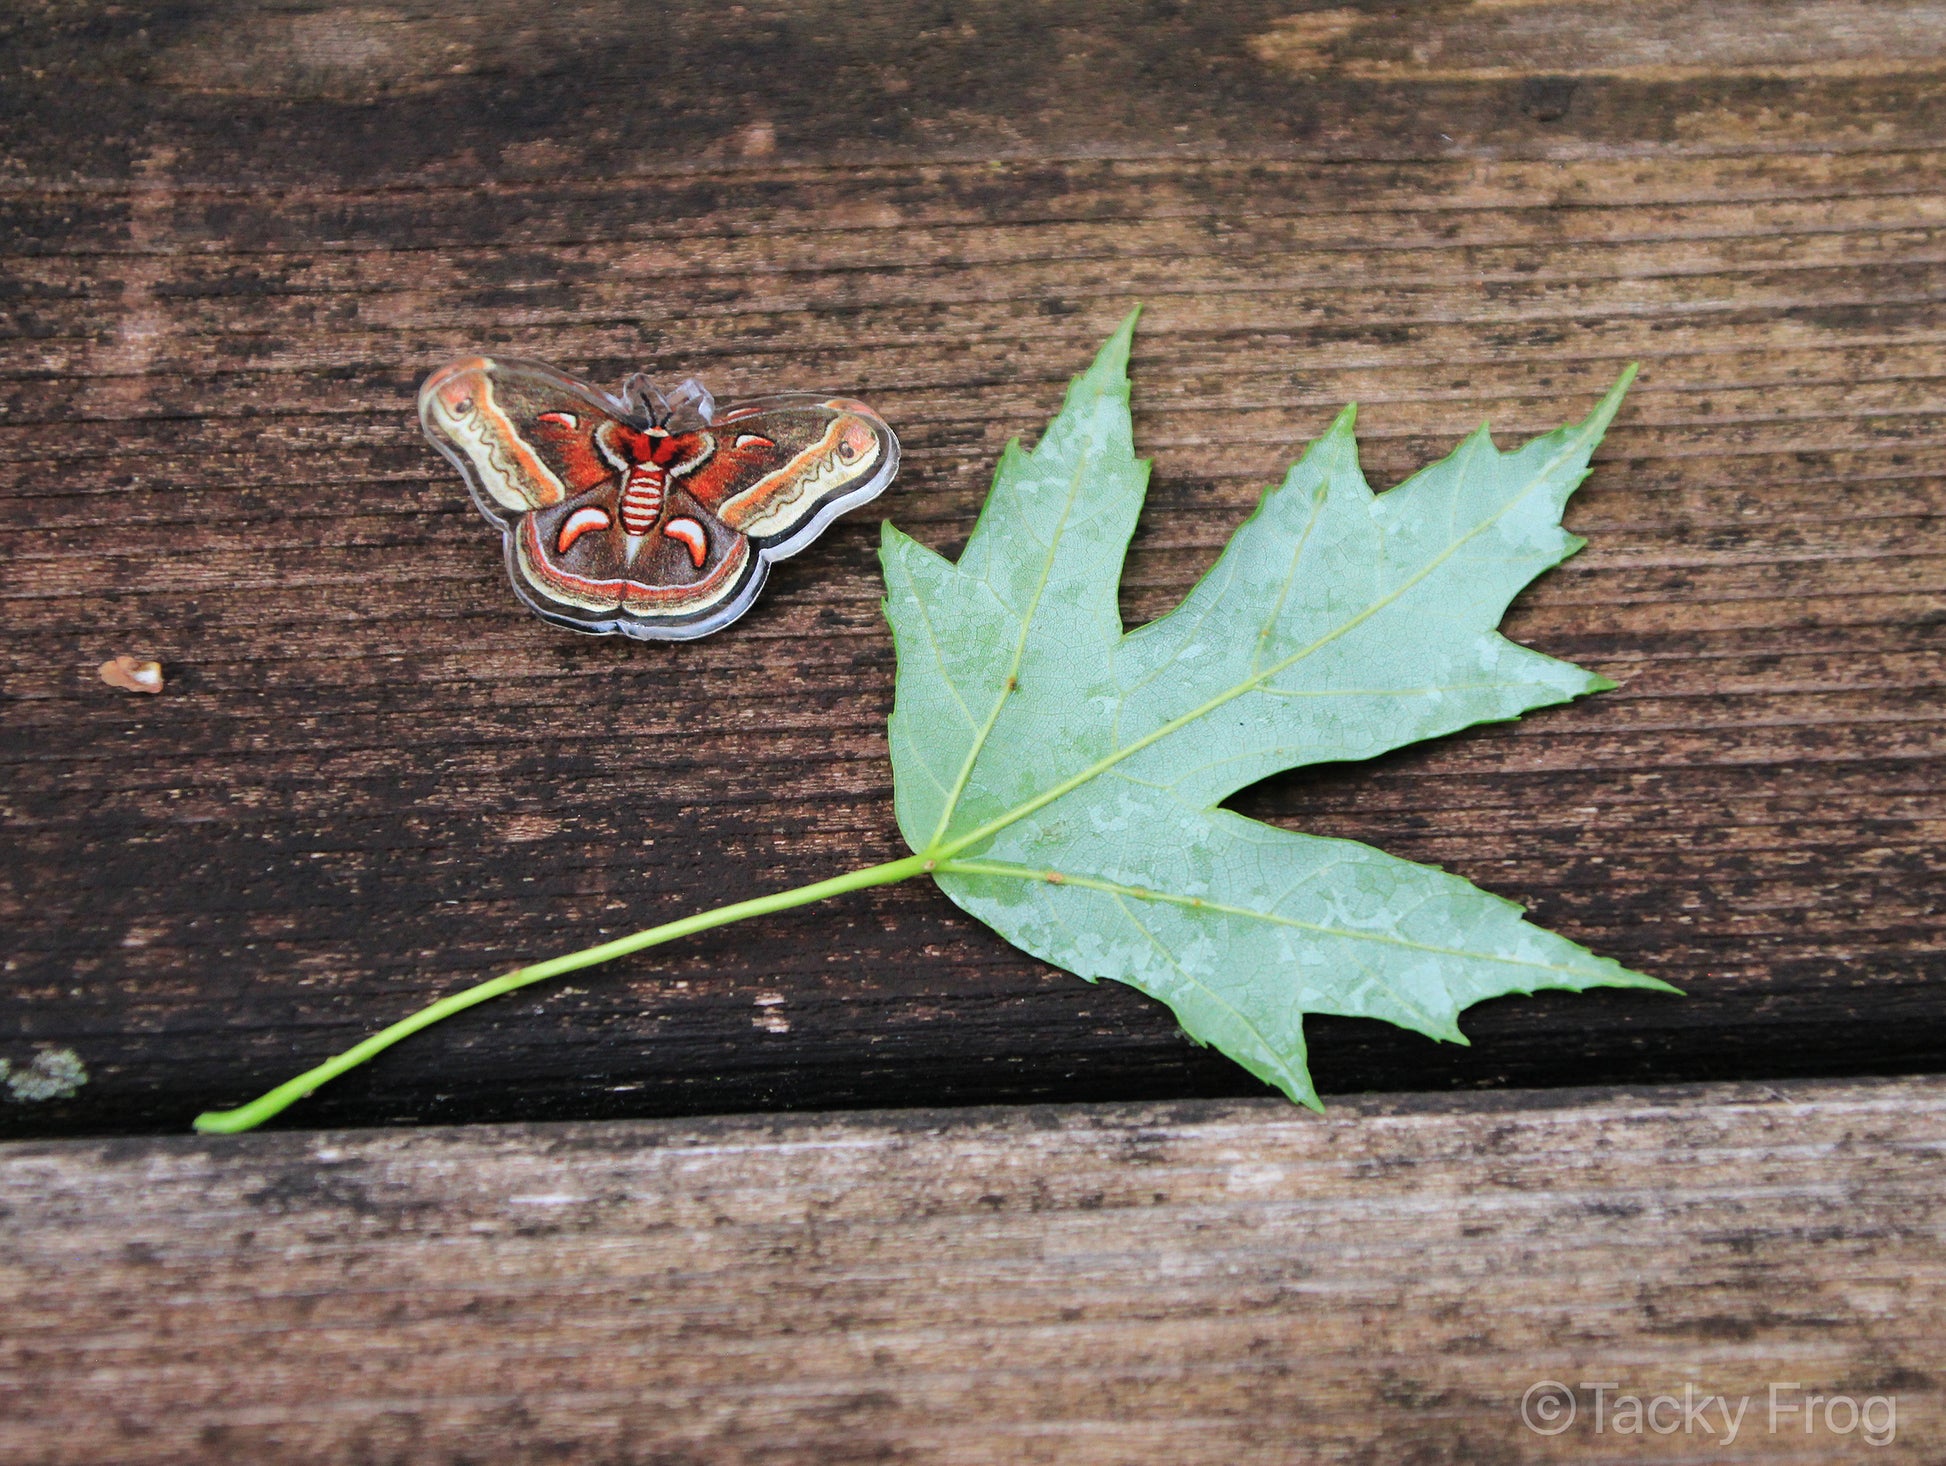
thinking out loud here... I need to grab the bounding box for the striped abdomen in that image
[620,467,666,535]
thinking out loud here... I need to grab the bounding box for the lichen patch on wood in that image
[2,1049,89,1103]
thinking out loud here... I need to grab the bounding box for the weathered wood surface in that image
[2,1077,1941,1463]
[2,0,1943,1134]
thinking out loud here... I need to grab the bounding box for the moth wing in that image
[419,357,625,516]
[684,396,899,554]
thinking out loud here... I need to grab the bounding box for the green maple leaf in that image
[880,311,1675,1108]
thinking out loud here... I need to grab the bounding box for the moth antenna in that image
[665,377,717,429]
[620,373,672,425]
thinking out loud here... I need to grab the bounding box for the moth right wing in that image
[682,396,899,557]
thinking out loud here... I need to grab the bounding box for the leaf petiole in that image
[191,853,937,1134]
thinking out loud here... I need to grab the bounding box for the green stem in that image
[192,853,936,1135]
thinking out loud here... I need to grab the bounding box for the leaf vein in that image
[941,859,1616,982]
[926,447,1097,849]
[1106,890,1304,1094]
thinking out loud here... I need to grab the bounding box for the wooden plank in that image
[1,1077,1941,1463]
[0,0,1942,1134]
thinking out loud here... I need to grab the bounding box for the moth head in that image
[617,373,718,434]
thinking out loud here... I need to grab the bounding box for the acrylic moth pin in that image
[419,358,899,640]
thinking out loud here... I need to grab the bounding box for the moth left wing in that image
[418,357,625,518]
[682,396,900,559]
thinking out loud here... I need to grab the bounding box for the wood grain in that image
[0,0,1941,1134]
[2,1077,1941,1463]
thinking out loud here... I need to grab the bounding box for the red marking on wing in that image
[684,428,786,513]
[424,361,572,508]
[531,410,619,495]
[664,517,709,568]
[557,505,613,554]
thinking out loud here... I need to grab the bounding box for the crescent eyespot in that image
[537,411,579,429]
[664,517,709,568]
[557,505,613,553]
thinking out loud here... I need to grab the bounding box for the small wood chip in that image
[98,656,164,694]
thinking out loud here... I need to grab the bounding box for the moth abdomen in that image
[619,465,667,534]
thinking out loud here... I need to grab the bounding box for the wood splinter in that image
[98,656,164,695]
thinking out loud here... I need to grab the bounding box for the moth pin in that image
[419,357,899,640]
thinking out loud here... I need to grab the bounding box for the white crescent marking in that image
[556,505,613,554]
[664,517,709,568]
